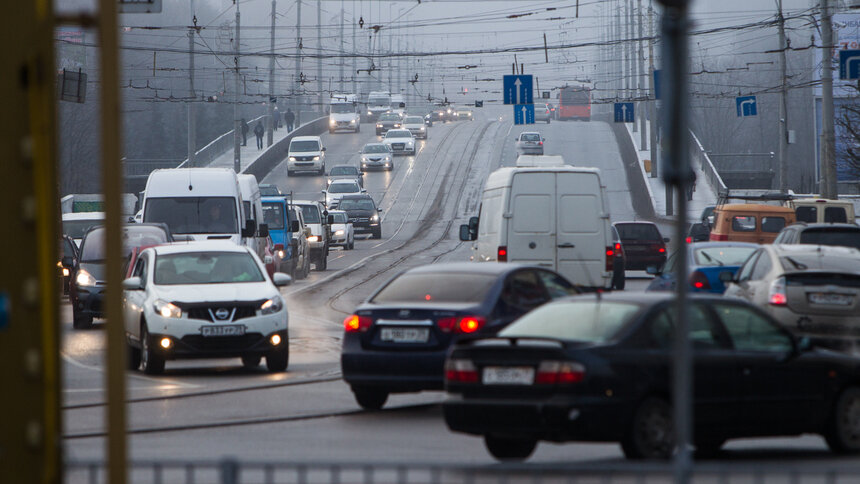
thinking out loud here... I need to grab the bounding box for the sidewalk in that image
[624,122,717,223]
[208,122,303,172]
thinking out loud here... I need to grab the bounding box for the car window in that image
[694,246,757,267]
[712,303,793,352]
[736,250,761,282]
[536,270,579,299]
[338,198,375,211]
[761,217,786,233]
[362,145,389,154]
[825,207,848,223]
[732,216,756,232]
[520,133,540,141]
[385,131,410,138]
[155,251,264,285]
[795,206,816,223]
[649,303,726,349]
[616,223,661,241]
[63,238,77,259]
[331,212,348,223]
[663,251,679,273]
[498,270,550,313]
[750,251,773,280]
[132,255,148,286]
[370,273,496,304]
[298,205,320,224]
[262,203,285,230]
[328,182,360,194]
[289,140,321,152]
[499,301,640,343]
[799,228,860,250]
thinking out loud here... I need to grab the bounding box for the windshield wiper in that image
[784,256,808,270]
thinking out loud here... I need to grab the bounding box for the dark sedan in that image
[337,194,382,239]
[444,293,860,461]
[614,221,668,271]
[341,263,579,410]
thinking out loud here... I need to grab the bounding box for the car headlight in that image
[334,229,344,236]
[371,214,379,222]
[420,127,425,131]
[312,156,320,161]
[384,156,391,162]
[368,111,372,115]
[394,124,400,128]
[350,119,356,124]
[376,124,383,128]
[307,235,320,242]
[260,296,284,315]
[153,299,182,319]
[277,250,286,259]
[63,267,70,277]
[329,119,337,125]
[289,156,297,161]
[76,269,96,287]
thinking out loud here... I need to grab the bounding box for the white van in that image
[329,94,360,133]
[238,174,269,260]
[142,168,252,245]
[390,94,406,116]
[287,136,326,176]
[365,91,391,121]
[460,156,613,291]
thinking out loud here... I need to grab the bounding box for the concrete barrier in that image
[177,115,268,169]
[241,117,328,181]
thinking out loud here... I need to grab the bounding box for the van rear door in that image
[507,172,555,268]
[556,172,609,288]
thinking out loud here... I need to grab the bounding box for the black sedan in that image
[443,293,860,461]
[341,263,579,410]
[337,194,382,239]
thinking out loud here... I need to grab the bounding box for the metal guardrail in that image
[64,459,860,484]
[241,116,328,180]
[177,115,268,169]
[689,130,728,199]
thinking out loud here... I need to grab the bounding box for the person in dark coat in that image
[241,118,249,146]
[254,121,265,149]
[273,105,281,130]
[284,108,295,132]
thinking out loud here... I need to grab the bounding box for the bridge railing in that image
[689,129,728,198]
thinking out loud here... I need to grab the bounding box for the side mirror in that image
[258,223,269,238]
[321,147,327,152]
[459,224,476,242]
[242,219,256,238]
[646,265,661,276]
[273,243,284,252]
[272,272,293,287]
[468,216,479,233]
[377,208,383,213]
[663,237,671,243]
[61,256,74,267]
[542,137,546,142]
[327,215,335,224]
[122,277,143,291]
[361,188,367,193]
[290,220,300,232]
[304,227,312,237]
[718,271,735,283]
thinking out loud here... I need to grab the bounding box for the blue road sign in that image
[614,103,635,123]
[503,75,533,105]
[736,96,757,117]
[840,50,860,80]
[513,104,535,125]
[653,69,661,100]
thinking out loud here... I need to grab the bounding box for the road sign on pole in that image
[513,104,535,125]
[839,50,860,80]
[736,96,757,117]
[614,103,635,123]
[503,75,533,105]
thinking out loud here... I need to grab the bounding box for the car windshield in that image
[63,219,103,239]
[520,133,540,142]
[330,103,354,113]
[561,89,589,104]
[289,140,320,152]
[780,253,860,272]
[329,182,360,194]
[338,198,375,211]
[369,97,389,106]
[799,229,860,250]
[386,131,411,138]
[80,226,169,263]
[499,301,640,343]
[297,204,320,224]
[694,246,757,267]
[371,272,496,304]
[330,166,358,175]
[363,144,389,154]
[331,212,348,223]
[259,185,280,196]
[262,202,285,230]
[144,197,238,234]
[154,251,264,285]
[404,117,423,124]
[616,223,661,240]
[379,113,400,121]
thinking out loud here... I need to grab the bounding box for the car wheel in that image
[127,343,141,370]
[287,170,294,177]
[303,257,311,278]
[483,435,537,462]
[72,310,93,330]
[621,397,674,459]
[266,344,289,372]
[372,227,382,239]
[356,125,360,133]
[241,355,261,368]
[348,238,355,250]
[825,386,860,453]
[140,324,165,375]
[352,386,388,410]
[315,253,328,271]
[613,268,626,290]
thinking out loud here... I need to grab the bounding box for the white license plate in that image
[482,366,535,385]
[380,328,429,343]
[201,325,246,337]
[809,293,853,306]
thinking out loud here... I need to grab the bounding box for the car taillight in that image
[689,270,711,291]
[769,277,788,306]
[445,359,478,383]
[535,361,585,384]
[685,236,692,244]
[605,246,614,272]
[614,242,623,258]
[657,246,666,254]
[344,314,373,332]
[710,233,728,241]
[497,246,508,262]
[437,315,486,334]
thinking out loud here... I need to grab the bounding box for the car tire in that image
[352,386,388,410]
[266,344,289,372]
[372,227,382,239]
[356,125,361,133]
[621,397,674,459]
[287,169,294,177]
[72,310,94,330]
[140,324,165,375]
[127,344,141,370]
[348,238,354,250]
[825,386,860,453]
[303,257,311,278]
[613,268,626,290]
[315,253,327,271]
[241,355,262,368]
[483,435,537,462]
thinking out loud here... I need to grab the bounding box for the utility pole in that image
[638,0,647,148]
[352,5,357,95]
[339,1,345,93]
[233,1,241,173]
[188,2,197,167]
[294,0,302,127]
[629,0,637,133]
[267,0,276,147]
[317,0,323,115]
[649,0,658,179]
[820,0,838,199]
[776,0,789,193]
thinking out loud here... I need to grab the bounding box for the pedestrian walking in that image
[254,121,265,149]
[285,108,295,132]
[241,118,249,146]
[687,170,697,201]
[273,105,281,130]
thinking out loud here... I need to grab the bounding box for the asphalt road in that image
[60,106,839,473]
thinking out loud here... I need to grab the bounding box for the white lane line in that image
[61,352,200,389]
[64,385,184,394]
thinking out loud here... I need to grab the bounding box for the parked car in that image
[613,222,668,271]
[375,112,402,136]
[337,194,382,239]
[709,204,796,244]
[329,210,355,250]
[773,223,860,250]
[646,241,759,294]
[359,143,394,171]
[382,129,417,156]
[514,132,544,156]
[323,179,364,208]
[443,292,860,461]
[610,226,626,290]
[327,164,364,188]
[121,241,292,374]
[341,263,580,409]
[723,244,860,347]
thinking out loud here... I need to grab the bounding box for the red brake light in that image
[658,247,666,253]
[437,315,486,334]
[605,246,614,273]
[445,359,478,383]
[770,293,788,305]
[689,270,711,291]
[497,246,508,262]
[685,236,692,244]
[769,277,788,306]
[535,361,585,385]
[344,314,373,332]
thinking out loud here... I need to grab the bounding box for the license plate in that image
[483,366,535,385]
[393,144,404,149]
[380,327,429,343]
[809,293,853,306]
[201,325,246,337]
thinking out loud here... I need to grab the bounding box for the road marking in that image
[61,352,200,389]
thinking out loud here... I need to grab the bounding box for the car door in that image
[123,253,150,342]
[724,249,761,301]
[711,301,823,434]
[507,172,556,268]
[556,172,607,286]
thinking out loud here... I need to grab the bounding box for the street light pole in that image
[820,0,838,199]
[233,1,241,173]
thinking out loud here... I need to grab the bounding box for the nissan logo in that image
[215,308,231,320]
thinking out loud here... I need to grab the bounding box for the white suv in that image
[287,136,326,176]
